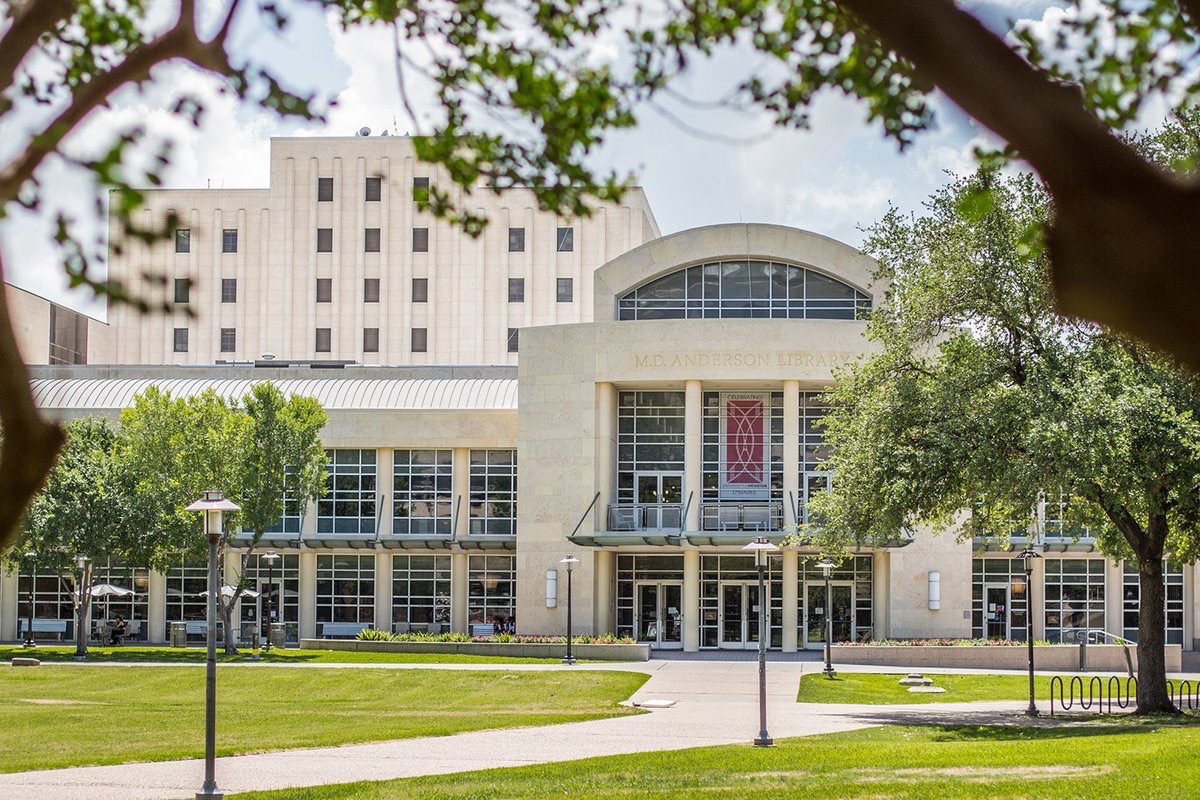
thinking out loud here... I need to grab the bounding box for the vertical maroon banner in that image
[723,394,766,497]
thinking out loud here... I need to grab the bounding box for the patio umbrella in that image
[196,585,260,599]
[89,583,135,597]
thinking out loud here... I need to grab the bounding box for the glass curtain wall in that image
[970,558,1030,641]
[616,391,685,529]
[1044,558,1106,642]
[798,391,832,523]
[700,554,783,648]
[315,554,375,627]
[244,552,300,643]
[393,449,453,536]
[1122,560,1185,644]
[17,568,78,640]
[318,449,377,535]
[89,563,150,641]
[468,450,517,536]
[164,560,209,638]
[392,554,452,630]
[799,555,873,645]
[467,555,516,627]
[616,555,685,640]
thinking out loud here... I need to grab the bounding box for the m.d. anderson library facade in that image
[2,135,1196,653]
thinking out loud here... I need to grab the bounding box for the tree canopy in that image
[810,169,1200,713]
[5,1,1200,552]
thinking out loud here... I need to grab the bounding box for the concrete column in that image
[147,570,167,643]
[594,550,614,633]
[377,447,393,539]
[375,550,392,632]
[451,551,468,633]
[684,380,703,532]
[683,549,700,652]
[596,382,617,529]
[1030,555,1046,641]
[1105,557,1124,640]
[782,380,801,528]
[872,552,890,641]
[0,566,18,641]
[782,548,799,651]
[299,549,317,640]
[452,448,470,538]
[223,549,242,641]
[1186,562,1196,652]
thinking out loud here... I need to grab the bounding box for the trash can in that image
[169,622,187,648]
[269,623,286,650]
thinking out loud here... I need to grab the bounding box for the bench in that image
[185,621,208,636]
[471,623,495,638]
[19,620,68,640]
[320,622,369,639]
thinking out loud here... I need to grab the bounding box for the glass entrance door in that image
[635,582,684,648]
[636,473,684,530]
[985,584,1010,639]
[256,579,280,639]
[719,582,762,649]
[804,582,855,647]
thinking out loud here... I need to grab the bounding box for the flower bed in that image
[829,643,1181,672]
[303,637,650,661]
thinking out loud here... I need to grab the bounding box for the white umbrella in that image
[196,585,259,599]
[89,583,135,597]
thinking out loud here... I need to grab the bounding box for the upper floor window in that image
[413,176,430,198]
[508,278,525,302]
[363,327,379,353]
[222,229,238,253]
[220,328,236,353]
[174,229,190,253]
[221,278,237,303]
[315,327,332,352]
[556,278,573,303]
[316,228,333,252]
[364,278,380,303]
[173,328,189,353]
[365,228,381,252]
[316,278,332,303]
[365,176,382,201]
[413,227,429,252]
[508,227,525,252]
[174,278,191,304]
[507,327,519,353]
[317,449,377,535]
[557,227,574,252]
[618,261,871,321]
[412,327,428,353]
[412,278,428,303]
[317,177,333,202]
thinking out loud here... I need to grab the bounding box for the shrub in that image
[356,628,398,641]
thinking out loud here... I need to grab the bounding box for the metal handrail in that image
[1078,629,1134,677]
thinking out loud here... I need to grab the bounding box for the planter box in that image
[300,639,650,662]
[829,643,1181,673]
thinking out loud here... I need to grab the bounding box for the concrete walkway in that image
[0,658,1144,800]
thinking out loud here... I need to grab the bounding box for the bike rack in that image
[1050,674,1193,715]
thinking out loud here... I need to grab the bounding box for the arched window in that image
[617,261,870,321]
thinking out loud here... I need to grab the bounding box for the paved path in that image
[0,658,1155,800]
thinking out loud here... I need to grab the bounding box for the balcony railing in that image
[700,502,783,532]
[607,504,683,532]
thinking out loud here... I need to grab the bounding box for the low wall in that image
[301,639,650,662]
[830,644,1181,673]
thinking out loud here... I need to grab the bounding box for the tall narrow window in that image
[316,278,332,303]
[508,278,525,302]
[365,228,381,252]
[363,328,379,353]
[221,278,237,303]
[556,227,574,252]
[364,278,380,303]
[412,176,430,198]
[412,328,428,353]
[220,328,236,353]
[174,228,191,253]
[317,177,333,202]
[173,328,189,353]
[365,176,382,201]
[222,229,238,253]
[412,278,428,303]
[315,328,331,353]
[316,228,333,252]
[508,227,525,252]
[173,278,190,304]
[507,328,519,353]
[412,227,429,252]
[556,277,574,302]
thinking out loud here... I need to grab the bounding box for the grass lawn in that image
[230,721,1200,799]
[798,671,1060,704]
[0,665,647,773]
[0,645,572,665]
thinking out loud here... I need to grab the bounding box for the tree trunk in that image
[1135,555,1178,714]
[219,599,240,655]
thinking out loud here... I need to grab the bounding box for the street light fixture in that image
[262,551,280,653]
[560,555,579,665]
[187,489,241,800]
[23,551,36,648]
[743,536,779,747]
[1020,544,1042,717]
[816,558,837,678]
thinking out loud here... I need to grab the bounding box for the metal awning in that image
[568,533,683,547]
[379,537,455,551]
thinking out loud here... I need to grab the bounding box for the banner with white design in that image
[720,391,769,499]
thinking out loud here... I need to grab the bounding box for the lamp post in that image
[262,551,279,653]
[560,555,579,665]
[73,554,90,660]
[743,536,779,747]
[23,551,36,648]
[1020,544,1042,717]
[187,489,241,800]
[816,558,837,678]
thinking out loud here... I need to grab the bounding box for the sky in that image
[0,0,1072,320]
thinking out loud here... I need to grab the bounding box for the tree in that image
[5,0,1200,554]
[810,169,1200,714]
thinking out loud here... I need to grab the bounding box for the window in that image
[508,278,524,302]
[508,227,525,252]
[317,177,333,202]
[412,176,429,197]
[316,228,333,252]
[365,228,381,252]
[87,564,150,641]
[1044,558,1106,643]
[364,278,380,303]
[222,229,238,253]
[173,278,191,304]
[245,553,299,639]
[365,176,381,201]
[165,560,208,629]
[468,554,516,626]
[971,558,1030,641]
[556,277,573,302]
[1122,561,1185,645]
[393,555,452,627]
[507,328,519,353]
[317,449,377,535]
[412,227,429,252]
[174,228,191,253]
[316,278,332,303]
[316,554,375,625]
[412,328,428,353]
[617,391,685,510]
[393,450,453,536]
[315,328,331,352]
[557,227,574,252]
[412,278,428,303]
[221,278,237,303]
[363,327,379,353]
[173,328,189,353]
[469,449,517,536]
[220,328,236,353]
